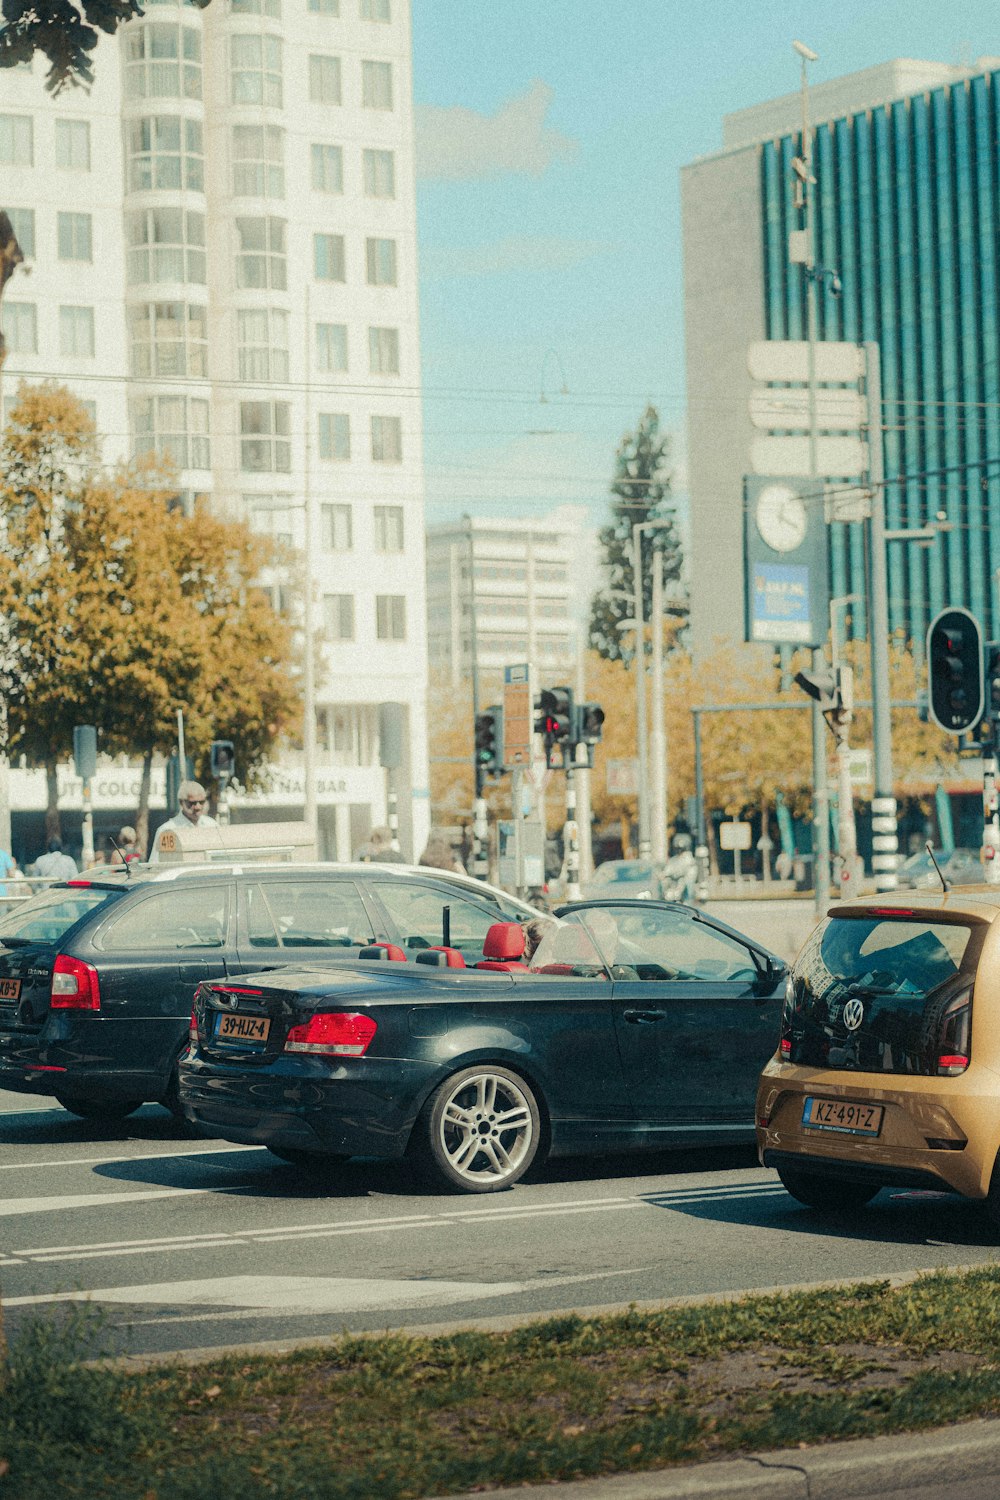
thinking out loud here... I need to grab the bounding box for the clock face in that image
[755,484,807,553]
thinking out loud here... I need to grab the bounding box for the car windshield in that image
[0,885,122,944]
[788,914,984,1074]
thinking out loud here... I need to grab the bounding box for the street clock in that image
[755,482,807,553]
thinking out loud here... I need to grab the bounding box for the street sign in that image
[502,663,534,766]
[606,758,639,796]
[748,388,866,430]
[750,434,868,478]
[747,341,866,383]
[719,820,752,852]
[848,748,873,788]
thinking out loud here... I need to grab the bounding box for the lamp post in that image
[794,37,832,915]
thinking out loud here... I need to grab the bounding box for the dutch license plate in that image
[802,1097,884,1137]
[0,978,21,1001]
[215,1012,270,1045]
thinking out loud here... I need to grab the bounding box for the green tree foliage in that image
[0,383,298,842]
[588,404,685,661]
[0,0,212,94]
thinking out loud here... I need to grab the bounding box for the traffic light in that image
[927,608,984,734]
[985,642,1000,721]
[793,665,841,713]
[474,706,503,772]
[574,702,605,745]
[535,687,573,768]
[210,740,236,781]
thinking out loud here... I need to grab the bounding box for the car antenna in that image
[925,840,949,893]
[108,833,132,878]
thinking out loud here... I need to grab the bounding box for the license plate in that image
[802,1097,884,1137]
[0,978,21,1001]
[215,1012,270,1045]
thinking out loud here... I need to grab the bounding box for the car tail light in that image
[936,985,971,1076]
[778,973,795,1062]
[189,1004,198,1044]
[284,1012,376,1057]
[50,954,101,1010]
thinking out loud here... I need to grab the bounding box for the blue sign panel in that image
[752,564,811,641]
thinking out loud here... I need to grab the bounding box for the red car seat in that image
[476,922,528,971]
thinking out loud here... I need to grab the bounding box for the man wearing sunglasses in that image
[149,779,218,862]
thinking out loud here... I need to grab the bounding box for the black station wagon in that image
[0,863,535,1121]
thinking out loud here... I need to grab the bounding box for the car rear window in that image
[0,886,123,944]
[788,913,985,1074]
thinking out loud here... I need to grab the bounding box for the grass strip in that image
[3,1266,1000,1499]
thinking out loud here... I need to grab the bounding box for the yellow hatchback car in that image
[756,888,1000,1225]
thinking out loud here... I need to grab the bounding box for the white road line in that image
[0,1186,248,1218]
[0,1145,266,1172]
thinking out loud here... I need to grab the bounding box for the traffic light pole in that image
[466,515,489,878]
[564,764,580,901]
[864,343,899,892]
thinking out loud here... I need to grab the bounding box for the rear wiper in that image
[0,936,34,947]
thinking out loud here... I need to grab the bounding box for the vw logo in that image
[843,997,865,1031]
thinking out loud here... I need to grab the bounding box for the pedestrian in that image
[356,826,403,863]
[418,832,462,872]
[0,845,17,899]
[33,838,78,881]
[110,825,142,866]
[149,780,218,862]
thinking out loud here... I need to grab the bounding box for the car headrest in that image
[482,922,526,961]
[415,947,467,968]
[358,943,407,962]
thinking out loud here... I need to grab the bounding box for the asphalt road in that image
[3,1086,1000,1362]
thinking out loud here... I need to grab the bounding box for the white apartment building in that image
[0,0,430,862]
[426,510,588,688]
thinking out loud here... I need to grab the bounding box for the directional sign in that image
[502,663,534,767]
[748,387,866,430]
[747,341,866,383]
[750,434,868,478]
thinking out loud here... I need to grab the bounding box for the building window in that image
[240,400,291,472]
[132,395,210,470]
[370,413,401,462]
[7,208,34,258]
[308,53,342,103]
[232,124,284,197]
[321,501,352,547]
[127,115,203,192]
[368,325,399,375]
[318,412,350,460]
[55,119,90,170]
[365,236,396,286]
[231,0,280,13]
[376,594,405,640]
[129,301,208,377]
[57,212,92,262]
[362,147,394,197]
[374,504,403,552]
[323,593,354,641]
[59,305,95,357]
[1,302,37,354]
[361,0,390,18]
[230,33,282,107]
[361,58,392,108]
[237,307,289,381]
[309,0,339,11]
[314,233,345,282]
[0,116,32,166]
[124,23,201,100]
[247,494,294,545]
[310,142,343,193]
[127,208,206,284]
[235,216,287,289]
[315,322,347,372]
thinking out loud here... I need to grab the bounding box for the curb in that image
[445,1416,1000,1499]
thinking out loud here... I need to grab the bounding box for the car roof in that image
[829,888,1000,922]
[60,863,538,913]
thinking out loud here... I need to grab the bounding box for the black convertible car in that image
[180,900,788,1193]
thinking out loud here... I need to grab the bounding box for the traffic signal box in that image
[572,701,605,768]
[927,608,984,735]
[474,706,503,773]
[535,687,573,769]
[210,740,236,781]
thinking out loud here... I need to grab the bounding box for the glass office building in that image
[683,57,1000,658]
[761,68,1000,646]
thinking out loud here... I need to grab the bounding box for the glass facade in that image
[760,68,1000,646]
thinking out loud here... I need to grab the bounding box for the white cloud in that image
[421,234,607,280]
[415,80,577,181]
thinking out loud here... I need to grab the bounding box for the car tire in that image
[54,1093,145,1122]
[414,1065,542,1194]
[776,1164,878,1213]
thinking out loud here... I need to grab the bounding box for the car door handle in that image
[623,1008,668,1024]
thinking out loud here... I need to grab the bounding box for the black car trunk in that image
[785,912,986,1076]
[0,885,123,1032]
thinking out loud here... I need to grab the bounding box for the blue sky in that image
[411,1,1000,536]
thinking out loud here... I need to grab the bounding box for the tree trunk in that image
[135,751,152,859]
[44,759,60,843]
